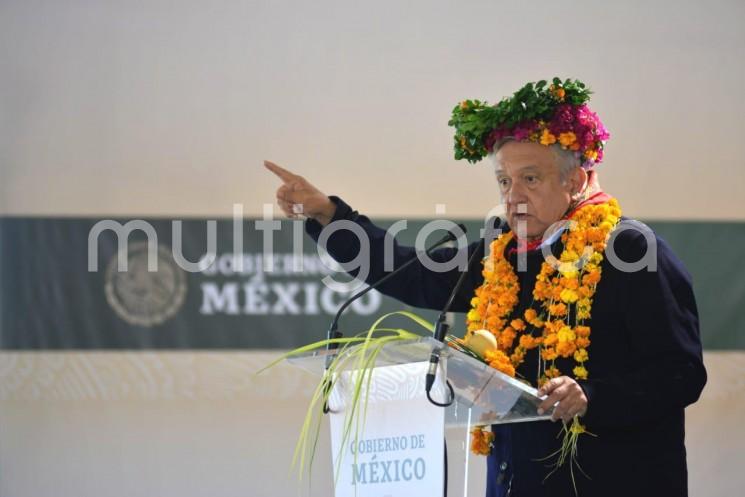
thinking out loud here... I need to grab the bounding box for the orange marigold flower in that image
[558,132,577,147]
[541,264,556,276]
[543,319,564,334]
[541,347,558,361]
[557,341,576,358]
[487,354,516,377]
[510,350,525,365]
[584,149,598,161]
[548,302,567,316]
[540,129,557,146]
[560,277,579,290]
[545,366,561,378]
[510,318,526,331]
[552,287,564,300]
[470,426,494,455]
[543,334,559,347]
[533,282,550,300]
[578,285,593,298]
[486,316,503,329]
[533,317,545,328]
[575,325,591,337]
[550,85,566,100]
[582,270,601,285]
[498,333,516,350]
[524,308,538,322]
[586,228,605,243]
[519,334,536,349]
[498,293,517,308]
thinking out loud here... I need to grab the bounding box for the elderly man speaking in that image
[266,78,706,497]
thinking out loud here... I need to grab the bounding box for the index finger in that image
[538,385,565,414]
[264,160,297,183]
[537,377,559,396]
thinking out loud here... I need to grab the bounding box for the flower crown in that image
[448,77,610,169]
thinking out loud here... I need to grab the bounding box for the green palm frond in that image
[257,311,436,482]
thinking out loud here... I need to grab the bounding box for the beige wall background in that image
[1,1,744,496]
[0,351,743,497]
[1,0,744,220]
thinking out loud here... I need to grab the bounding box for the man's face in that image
[494,141,574,241]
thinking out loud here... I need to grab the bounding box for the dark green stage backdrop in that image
[0,217,742,350]
[385,218,745,350]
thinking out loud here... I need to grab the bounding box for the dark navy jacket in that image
[306,197,707,497]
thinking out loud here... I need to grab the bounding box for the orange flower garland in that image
[465,198,621,385]
[465,199,621,463]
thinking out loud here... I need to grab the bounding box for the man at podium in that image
[265,77,707,497]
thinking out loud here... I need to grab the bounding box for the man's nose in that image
[505,182,528,206]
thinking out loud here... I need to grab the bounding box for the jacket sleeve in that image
[578,228,707,428]
[304,196,485,313]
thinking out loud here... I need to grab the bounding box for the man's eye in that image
[525,175,538,184]
[498,178,510,188]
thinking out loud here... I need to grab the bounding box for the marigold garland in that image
[470,426,495,456]
[465,198,621,465]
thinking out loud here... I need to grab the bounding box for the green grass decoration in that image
[535,417,596,496]
[257,311,436,484]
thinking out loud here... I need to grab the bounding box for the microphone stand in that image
[425,219,500,407]
[322,223,468,413]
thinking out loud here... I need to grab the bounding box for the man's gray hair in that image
[491,138,581,182]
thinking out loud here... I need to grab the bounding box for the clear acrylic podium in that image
[287,336,552,497]
[288,336,552,426]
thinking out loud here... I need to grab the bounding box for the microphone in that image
[425,217,502,407]
[322,222,468,413]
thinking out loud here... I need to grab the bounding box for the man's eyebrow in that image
[495,165,541,175]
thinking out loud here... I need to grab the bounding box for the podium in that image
[287,336,552,497]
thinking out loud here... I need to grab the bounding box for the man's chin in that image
[507,219,544,240]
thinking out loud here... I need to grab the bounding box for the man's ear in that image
[571,167,589,195]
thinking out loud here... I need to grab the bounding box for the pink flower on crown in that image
[484,127,508,153]
[596,122,610,141]
[512,121,537,141]
[480,100,608,167]
[576,105,594,126]
[556,104,575,125]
